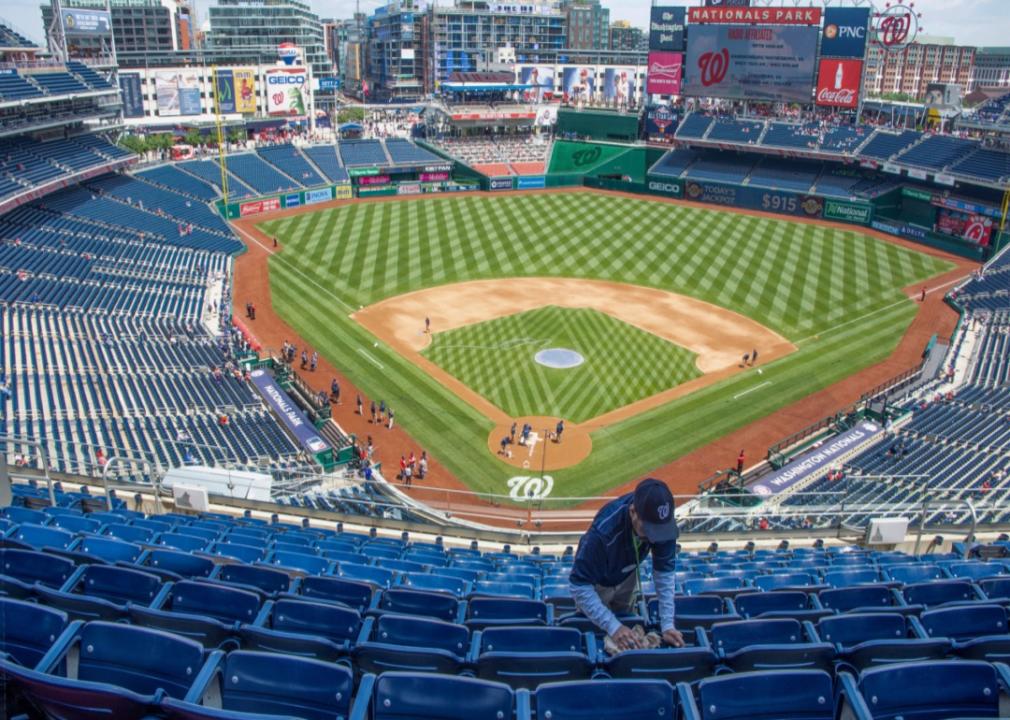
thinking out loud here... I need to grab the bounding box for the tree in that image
[228,128,247,145]
[118,134,148,155]
[184,128,203,148]
[336,106,366,125]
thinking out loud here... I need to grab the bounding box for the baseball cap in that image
[633,478,679,544]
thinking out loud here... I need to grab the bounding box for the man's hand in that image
[663,628,686,648]
[611,625,644,651]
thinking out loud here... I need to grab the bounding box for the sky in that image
[3,0,1009,48]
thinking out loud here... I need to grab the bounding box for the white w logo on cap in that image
[658,503,670,520]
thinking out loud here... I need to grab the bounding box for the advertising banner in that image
[826,198,873,225]
[154,71,181,117]
[234,69,256,113]
[239,198,281,216]
[684,25,818,103]
[118,73,144,118]
[304,187,334,205]
[214,69,236,114]
[250,370,330,454]
[319,76,341,91]
[603,67,636,103]
[649,6,686,52]
[820,7,871,58]
[704,0,751,5]
[823,199,873,225]
[266,68,308,116]
[872,219,927,242]
[420,172,449,182]
[646,176,683,196]
[936,208,994,247]
[517,176,546,189]
[646,51,683,95]
[489,177,514,191]
[906,168,928,180]
[933,173,956,186]
[358,175,391,186]
[562,67,596,100]
[644,105,679,140]
[357,186,397,197]
[178,71,201,115]
[334,185,353,200]
[397,183,422,195]
[683,179,824,218]
[750,421,883,496]
[815,58,862,108]
[689,6,820,25]
[284,193,301,208]
[61,8,111,35]
[520,65,554,101]
[931,194,1002,220]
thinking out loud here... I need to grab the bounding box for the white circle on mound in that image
[534,348,584,369]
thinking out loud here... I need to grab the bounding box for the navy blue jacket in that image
[569,493,677,588]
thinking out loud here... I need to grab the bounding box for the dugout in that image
[555,107,640,142]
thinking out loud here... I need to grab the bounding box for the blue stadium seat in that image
[601,645,719,685]
[884,564,943,584]
[158,533,210,553]
[900,579,980,608]
[2,506,48,525]
[340,561,395,588]
[650,595,741,630]
[294,574,374,613]
[350,672,516,720]
[208,542,266,564]
[465,597,549,629]
[352,614,470,677]
[0,548,76,593]
[702,618,835,672]
[211,563,291,596]
[239,598,361,662]
[919,604,1010,662]
[684,577,748,597]
[137,549,216,581]
[266,549,333,576]
[160,650,354,720]
[534,678,677,719]
[75,536,143,564]
[371,587,461,622]
[684,669,835,720]
[0,597,69,667]
[0,621,211,720]
[732,591,830,622]
[823,567,880,588]
[103,522,154,544]
[837,660,1010,720]
[49,514,102,534]
[154,579,261,626]
[947,562,1007,581]
[401,571,469,597]
[11,522,76,550]
[812,612,950,672]
[819,585,919,615]
[35,564,163,621]
[472,626,594,689]
[979,577,1010,603]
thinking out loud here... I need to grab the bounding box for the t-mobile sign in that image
[646,51,683,95]
[815,58,862,108]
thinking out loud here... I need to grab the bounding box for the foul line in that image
[795,273,972,346]
[356,348,384,369]
[230,222,356,314]
[733,380,772,400]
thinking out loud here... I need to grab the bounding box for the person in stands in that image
[569,478,684,651]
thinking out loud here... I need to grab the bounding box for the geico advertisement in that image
[266,69,308,116]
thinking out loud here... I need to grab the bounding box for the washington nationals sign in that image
[873,0,923,53]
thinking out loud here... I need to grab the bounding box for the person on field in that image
[555,419,564,443]
[569,478,684,650]
[736,449,745,474]
[750,348,758,366]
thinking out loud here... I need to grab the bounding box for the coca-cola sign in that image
[873,0,923,53]
[815,58,862,108]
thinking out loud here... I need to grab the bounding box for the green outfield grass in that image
[260,191,952,501]
[422,306,701,423]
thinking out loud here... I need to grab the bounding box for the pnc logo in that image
[698,48,729,87]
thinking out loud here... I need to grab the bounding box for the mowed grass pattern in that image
[262,192,952,499]
[423,306,702,422]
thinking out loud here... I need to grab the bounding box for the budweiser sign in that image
[688,6,821,25]
[815,59,862,108]
[646,51,683,95]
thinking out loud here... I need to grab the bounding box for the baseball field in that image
[259,191,951,501]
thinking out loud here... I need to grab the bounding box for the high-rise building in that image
[558,0,608,51]
[608,20,644,52]
[970,47,1010,91]
[428,0,565,89]
[42,0,195,56]
[367,0,427,101]
[207,0,332,78]
[864,36,975,101]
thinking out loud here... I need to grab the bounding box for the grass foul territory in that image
[260,192,951,500]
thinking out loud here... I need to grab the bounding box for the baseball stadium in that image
[3,0,1010,716]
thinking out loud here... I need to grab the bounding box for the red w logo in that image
[698,48,730,87]
[879,12,911,47]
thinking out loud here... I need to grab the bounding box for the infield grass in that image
[423,306,702,423]
[260,191,952,500]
